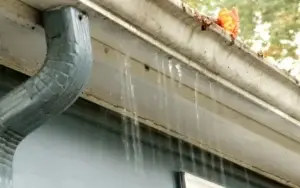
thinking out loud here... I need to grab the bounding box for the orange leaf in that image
[216,7,240,38]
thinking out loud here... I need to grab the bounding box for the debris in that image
[216,7,240,39]
[257,51,264,58]
[194,13,215,31]
[194,7,240,39]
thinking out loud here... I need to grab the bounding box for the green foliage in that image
[183,0,300,65]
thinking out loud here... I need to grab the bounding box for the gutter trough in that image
[1,0,300,187]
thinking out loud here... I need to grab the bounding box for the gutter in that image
[0,6,92,187]
[76,0,300,141]
[24,0,300,144]
[11,0,300,143]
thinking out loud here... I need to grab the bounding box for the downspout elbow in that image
[0,6,92,188]
[0,7,93,136]
[0,7,93,188]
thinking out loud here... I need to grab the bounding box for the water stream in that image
[121,56,143,172]
[160,55,174,166]
[118,51,255,188]
[194,72,207,178]
[209,81,227,186]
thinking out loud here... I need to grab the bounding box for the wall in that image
[0,66,287,188]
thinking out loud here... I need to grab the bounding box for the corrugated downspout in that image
[0,6,93,187]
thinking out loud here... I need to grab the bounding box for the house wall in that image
[0,66,287,188]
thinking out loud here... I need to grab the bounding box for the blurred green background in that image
[183,0,300,73]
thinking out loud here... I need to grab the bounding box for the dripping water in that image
[160,56,174,166]
[194,72,207,177]
[209,81,222,184]
[209,81,228,186]
[121,56,143,172]
[149,53,162,166]
[244,167,250,188]
[175,64,182,87]
[121,56,130,161]
[171,60,185,169]
[167,57,181,168]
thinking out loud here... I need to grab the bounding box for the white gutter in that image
[80,0,300,141]
[2,0,300,187]
[20,0,300,143]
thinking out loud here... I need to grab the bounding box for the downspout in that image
[0,6,93,187]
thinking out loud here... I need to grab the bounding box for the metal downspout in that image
[0,6,93,187]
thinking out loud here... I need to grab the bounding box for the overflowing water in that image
[157,54,174,166]
[118,52,255,188]
[209,81,226,186]
[120,56,143,172]
[194,72,207,177]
